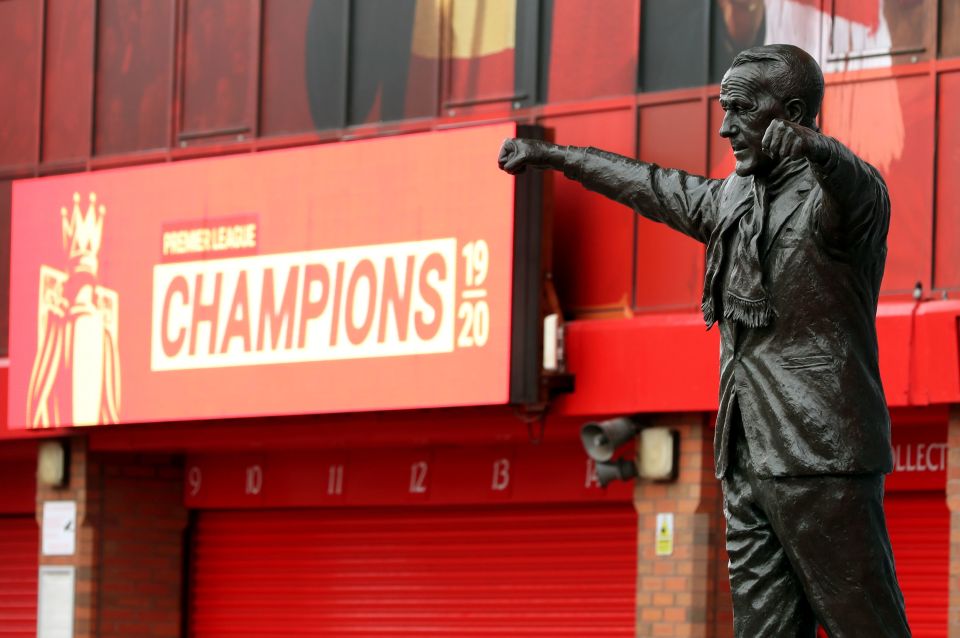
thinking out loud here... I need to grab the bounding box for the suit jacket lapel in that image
[762,176,813,262]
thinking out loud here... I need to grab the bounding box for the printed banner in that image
[9,124,521,428]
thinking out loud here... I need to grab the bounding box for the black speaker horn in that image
[580,417,639,462]
[595,458,638,487]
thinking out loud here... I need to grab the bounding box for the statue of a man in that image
[499,44,910,637]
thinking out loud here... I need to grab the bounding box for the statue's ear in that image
[784,98,805,125]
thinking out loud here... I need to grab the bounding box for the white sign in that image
[151,239,458,370]
[38,566,75,638]
[655,512,675,557]
[42,501,77,556]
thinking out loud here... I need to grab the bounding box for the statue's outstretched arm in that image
[498,138,723,245]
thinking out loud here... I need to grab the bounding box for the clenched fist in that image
[761,119,830,164]
[497,138,561,175]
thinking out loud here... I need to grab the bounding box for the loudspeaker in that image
[595,458,638,487]
[580,417,639,462]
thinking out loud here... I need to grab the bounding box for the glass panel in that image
[940,0,960,58]
[303,0,349,131]
[441,0,517,110]
[349,0,438,125]
[710,0,770,83]
[42,0,94,163]
[639,0,708,92]
[261,0,328,137]
[95,0,175,155]
[180,0,259,144]
[0,0,41,169]
[826,0,932,68]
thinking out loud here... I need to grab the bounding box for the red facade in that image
[2,1,960,637]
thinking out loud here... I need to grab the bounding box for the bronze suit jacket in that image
[563,139,892,478]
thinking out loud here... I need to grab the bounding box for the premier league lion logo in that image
[26,192,121,427]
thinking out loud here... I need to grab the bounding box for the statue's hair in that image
[730,44,824,130]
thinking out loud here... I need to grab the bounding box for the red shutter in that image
[189,503,636,637]
[885,492,948,637]
[0,516,38,638]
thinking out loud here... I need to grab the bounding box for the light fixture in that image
[638,427,679,481]
[38,440,69,487]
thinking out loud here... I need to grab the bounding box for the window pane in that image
[42,0,95,163]
[0,0,41,169]
[941,0,960,58]
[441,0,517,111]
[95,0,175,155]
[180,0,259,143]
[826,0,932,66]
[303,0,349,131]
[710,0,767,83]
[755,0,823,67]
[639,0,708,92]
[349,0,438,125]
[261,0,315,136]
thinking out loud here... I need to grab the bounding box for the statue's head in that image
[719,44,824,177]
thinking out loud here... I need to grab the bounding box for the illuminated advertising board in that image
[8,123,543,428]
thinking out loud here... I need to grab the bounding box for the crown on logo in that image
[61,192,105,276]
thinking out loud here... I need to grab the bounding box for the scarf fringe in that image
[701,299,716,328]
[723,293,773,328]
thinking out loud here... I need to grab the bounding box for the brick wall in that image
[633,413,732,638]
[97,451,187,638]
[36,437,187,638]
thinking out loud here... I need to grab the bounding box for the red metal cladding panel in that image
[42,0,95,163]
[821,75,935,294]
[636,99,708,310]
[544,0,638,102]
[540,108,637,313]
[0,181,10,357]
[553,300,960,416]
[0,516,38,638]
[934,71,960,290]
[189,504,637,637]
[885,493,948,637]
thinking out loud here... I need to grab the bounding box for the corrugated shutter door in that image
[885,492,948,637]
[189,503,637,637]
[0,516,38,638]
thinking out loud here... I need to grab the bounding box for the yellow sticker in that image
[656,512,674,557]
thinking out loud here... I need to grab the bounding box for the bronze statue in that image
[499,44,910,637]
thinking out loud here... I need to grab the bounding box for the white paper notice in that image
[42,501,77,556]
[38,566,75,638]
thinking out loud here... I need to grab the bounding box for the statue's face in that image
[719,63,787,177]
